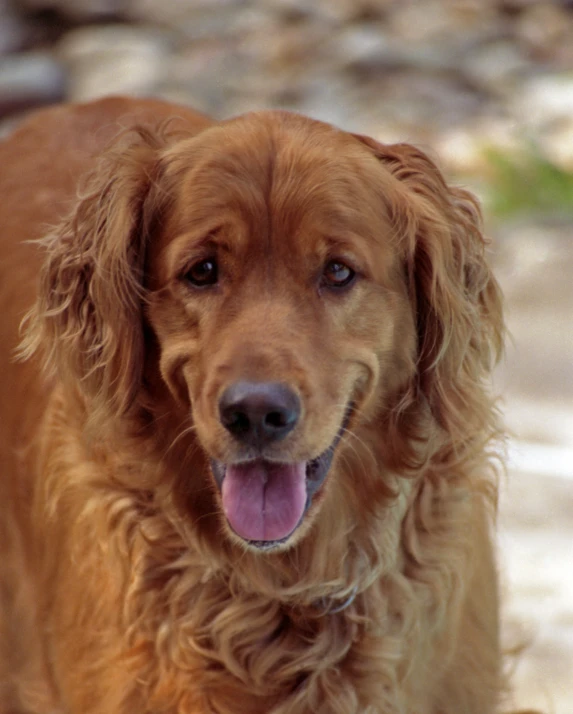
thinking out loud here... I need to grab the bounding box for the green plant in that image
[484,146,573,218]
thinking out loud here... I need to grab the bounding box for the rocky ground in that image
[1,0,572,710]
[495,217,573,714]
[2,0,573,172]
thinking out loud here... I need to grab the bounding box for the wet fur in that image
[0,97,509,713]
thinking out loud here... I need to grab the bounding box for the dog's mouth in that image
[210,409,350,549]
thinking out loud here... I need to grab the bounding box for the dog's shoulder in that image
[3,96,213,160]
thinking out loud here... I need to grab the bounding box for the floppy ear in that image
[20,127,167,421]
[354,135,504,446]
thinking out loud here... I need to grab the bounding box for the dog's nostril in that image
[219,381,301,447]
[225,410,251,435]
[265,410,290,429]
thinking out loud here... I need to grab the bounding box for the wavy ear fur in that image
[20,127,168,422]
[355,135,504,459]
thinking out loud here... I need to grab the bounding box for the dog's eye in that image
[185,258,218,287]
[322,260,356,289]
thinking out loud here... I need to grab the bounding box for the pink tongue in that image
[221,461,307,542]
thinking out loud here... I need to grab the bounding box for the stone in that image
[0,52,65,116]
[461,40,531,94]
[57,25,170,101]
[18,0,125,21]
[163,42,237,115]
[0,0,28,54]
[125,0,241,35]
[515,2,573,62]
[538,118,573,172]
[387,0,498,45]
[512,73,573,129]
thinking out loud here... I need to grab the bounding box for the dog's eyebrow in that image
[163,227,235,274]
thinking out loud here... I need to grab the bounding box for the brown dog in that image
[0,97,506,713]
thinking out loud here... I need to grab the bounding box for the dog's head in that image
[25,110,502,552]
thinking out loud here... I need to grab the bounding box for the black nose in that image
[219,381,300,448]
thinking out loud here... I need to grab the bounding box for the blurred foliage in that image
[485,146,573,219]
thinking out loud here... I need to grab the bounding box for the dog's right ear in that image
[20,127,169,422]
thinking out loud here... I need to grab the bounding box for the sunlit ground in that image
[493,218,573,714]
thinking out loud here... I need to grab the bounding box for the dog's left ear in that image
[353,134,504,442]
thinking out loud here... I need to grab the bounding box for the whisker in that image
[164,420,198,459]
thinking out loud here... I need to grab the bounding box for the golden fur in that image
[0,96,514,713]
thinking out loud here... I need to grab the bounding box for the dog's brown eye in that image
[322,260,356,289]
[185,258,218,287]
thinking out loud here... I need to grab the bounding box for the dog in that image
[0,96,507,713]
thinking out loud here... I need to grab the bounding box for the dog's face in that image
[32,109,501,554]
[145,114,416,549]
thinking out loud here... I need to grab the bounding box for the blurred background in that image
[1,0,571,710]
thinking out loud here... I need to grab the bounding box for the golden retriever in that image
[0,96,510,713]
